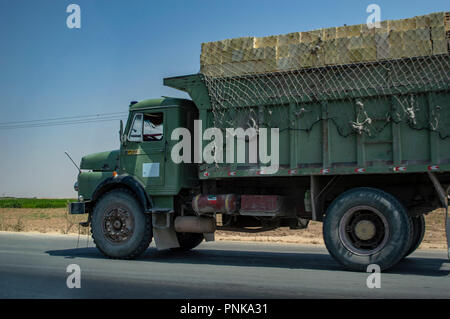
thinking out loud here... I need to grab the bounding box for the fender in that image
[92,174,153,211]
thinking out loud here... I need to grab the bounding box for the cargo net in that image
[200,12,450,139]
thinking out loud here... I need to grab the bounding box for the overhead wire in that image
[0,111,128,130]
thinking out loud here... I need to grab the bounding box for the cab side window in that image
[143,113,163,141]
[128,114,143,142]
[127,112,163,142]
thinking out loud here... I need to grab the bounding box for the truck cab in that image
[119,98,198,202]
[70,97,201,253]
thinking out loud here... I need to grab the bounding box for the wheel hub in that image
[338,206,389,256]
[354,220,376,241]
[103,207,134,243]
[113,220,122,230]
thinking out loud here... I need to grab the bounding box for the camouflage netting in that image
[200,12,450,138]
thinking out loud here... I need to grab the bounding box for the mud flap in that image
[153,228,180,250]
[203,232,215,242]
[152,212,180,250]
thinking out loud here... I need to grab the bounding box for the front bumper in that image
[69,202,86,215]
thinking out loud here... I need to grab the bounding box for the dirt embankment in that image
[0,208,447,249]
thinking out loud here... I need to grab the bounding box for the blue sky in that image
[0,0,448,197]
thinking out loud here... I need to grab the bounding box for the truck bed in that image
[164,55,450,179]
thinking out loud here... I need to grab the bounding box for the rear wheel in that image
[171,233,204,252]
[404,214,425,258]
[91,189,152,259]
[323,187,412,271]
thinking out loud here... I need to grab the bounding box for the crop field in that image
[0,197,75,209]
[0,200,447,250]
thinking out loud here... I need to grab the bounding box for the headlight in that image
[74,181,79,192]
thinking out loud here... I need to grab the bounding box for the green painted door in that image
[122,111,166,189]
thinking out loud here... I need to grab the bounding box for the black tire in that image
[323,187,412,272]
[171,233,204,252]
[91,189,152,259]
[404,214,425,258]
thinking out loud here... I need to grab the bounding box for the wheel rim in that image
[102,207,135,244]
[338,205,389,256]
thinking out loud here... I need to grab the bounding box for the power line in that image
[0,112,128,130]
[0,117,126,130]
[0,111,128,126]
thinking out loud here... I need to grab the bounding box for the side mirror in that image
[119,120,127,146]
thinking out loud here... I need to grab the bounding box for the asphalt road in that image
[0,232,449,298]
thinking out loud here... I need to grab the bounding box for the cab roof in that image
[129,97,194,111]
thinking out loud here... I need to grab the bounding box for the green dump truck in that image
[70,16,450,271]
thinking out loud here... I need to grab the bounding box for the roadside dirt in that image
[0,207,447,249]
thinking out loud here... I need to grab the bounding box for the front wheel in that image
[323,187,412,271]
[91,189,152,259]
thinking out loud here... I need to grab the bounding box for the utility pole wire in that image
[0,117,127,130]
[0,111,128,126]
[0,112,128,130]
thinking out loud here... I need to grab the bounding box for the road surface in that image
[0,232,449,298]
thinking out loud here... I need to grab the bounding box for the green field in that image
[0,198,76,209]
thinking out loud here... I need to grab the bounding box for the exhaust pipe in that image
[174,216,216,233]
